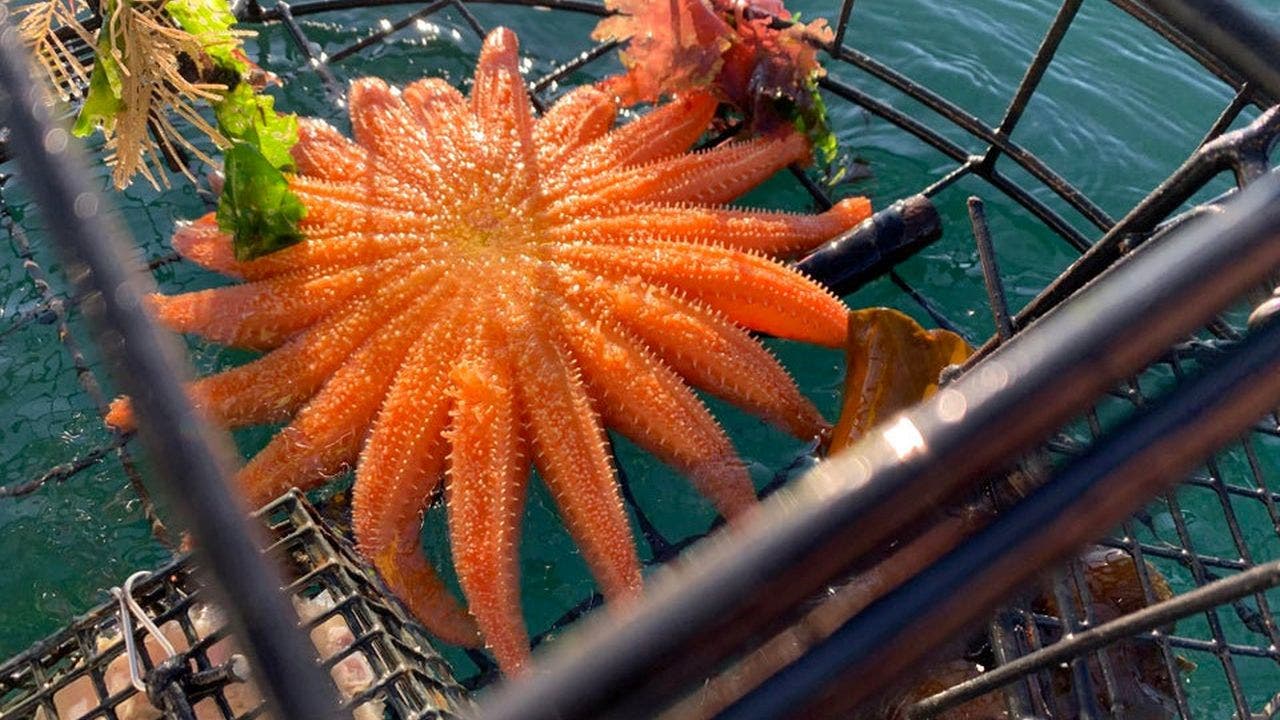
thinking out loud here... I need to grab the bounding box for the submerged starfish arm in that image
[552,196,871,256]
[551,241,848,347]
[514,314,642,602]
[378,530,481,648]
[352,309,480,649]
[534,85,617,168]
[559,303,755,518]
[560,274,829,441]
[445,333,532,672]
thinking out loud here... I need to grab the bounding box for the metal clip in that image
[110,570,177,693]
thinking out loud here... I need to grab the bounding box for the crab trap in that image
[5,0,1280,718]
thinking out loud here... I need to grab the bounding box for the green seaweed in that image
[217,142,306,261]
[71,5,123,138]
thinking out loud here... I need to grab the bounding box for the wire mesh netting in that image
[0,490,470,719]
[4,0,1280,717]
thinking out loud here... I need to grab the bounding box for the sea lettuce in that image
[217,143,306,261]
[214,83,298,171]
[164,0,305,259]
[165,0,243,70]
[71,8,123,138]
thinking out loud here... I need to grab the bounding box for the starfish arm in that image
[348,78,460,202]
[252,235,446,281]
[534,85,617,168]
[289,178,443,237]
[171,214,242,277]
[559,304,755,519]
[235,290,448,505]
[353,311,480,648]
[445,333,532,673]
[399,79,478,206]
[291,118,369,180]
[555,132,809,213]
[377,540,480,648]
[471,28,540,203]
[176,220,445,282]
[560,274,829,440]
[352,317,458,550]
[513,319,641,601]
[551,196,872,255]
[401,78,467,133]
[550,241,848,347]
[104,267,446,432]
[548,91,717,192]
[148,260,402,350]
[172,215,440,281]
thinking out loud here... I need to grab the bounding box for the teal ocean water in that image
[2,0,1279,712]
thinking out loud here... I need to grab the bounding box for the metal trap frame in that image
[3,0,1280,718]
[0,490,470,719]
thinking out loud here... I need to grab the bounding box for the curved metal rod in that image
[0,12,343,720]
[968,105,1280,366]
[113,571,175,693]
[816,74,1095,252]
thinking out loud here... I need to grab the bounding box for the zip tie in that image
[111,571,178,693]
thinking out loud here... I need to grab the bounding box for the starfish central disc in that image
[107,26,873,674]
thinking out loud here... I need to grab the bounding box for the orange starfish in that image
[107,27,871,673]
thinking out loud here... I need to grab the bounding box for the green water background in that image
[3,0,1280,712]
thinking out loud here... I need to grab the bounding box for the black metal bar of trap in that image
[968,104,1280,367]
[794,194,940,295]
[478,169,1280,719]
[0,11,344,720]
[1140,0,1280,104]
[731,286,1280,720]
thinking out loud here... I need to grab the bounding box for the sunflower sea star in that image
[107,27,871,673]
